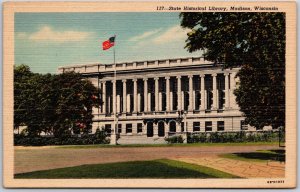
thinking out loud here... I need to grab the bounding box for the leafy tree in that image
[14,65,100,136]
[14,65,45,135]
[180,13,285,129]
[50,72,100,136]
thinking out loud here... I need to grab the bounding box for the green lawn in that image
[55,141,278,149]
[219,149,285,163]
[14,159,240,179]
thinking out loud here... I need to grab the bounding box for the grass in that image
[55,141,278,149]
[219,149,285,163]
[14,159,240,179]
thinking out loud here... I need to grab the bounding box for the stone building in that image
[58,57,266,144]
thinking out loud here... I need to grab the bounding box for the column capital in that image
[200,74,205,78]
[176,75,181,79]
[122,79,127,83]
[224,72,229,76]
[165,76,170,80]
[143,77,148,81]
[132,78,138,82]
[188,75,193,79]
[154,77,159,81]
[112,80,116,83]
[231,72,237,77]
[211,73,218,77]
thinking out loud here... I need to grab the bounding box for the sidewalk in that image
[176,157,285,178]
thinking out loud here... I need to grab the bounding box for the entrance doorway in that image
[147,122,153,137]
[158,121,165,137]
[169,121,177,133]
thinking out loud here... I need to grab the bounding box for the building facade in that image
[58,57,263,144]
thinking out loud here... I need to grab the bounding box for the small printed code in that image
[267,180,284,184]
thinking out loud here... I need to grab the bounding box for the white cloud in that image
[16,32,27,39]
[129,28,162,41]
[152,25,189,44]
[28,26,93,42]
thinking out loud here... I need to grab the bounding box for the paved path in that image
[15,145,282,176]
[176,157,285,178]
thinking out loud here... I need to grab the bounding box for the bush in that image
[165,135,184,144]
[187,131,280,143]
[14,128,110,146]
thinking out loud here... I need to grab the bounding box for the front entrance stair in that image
[117,135,167,145]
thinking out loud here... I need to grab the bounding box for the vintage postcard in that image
[3,1,297,188]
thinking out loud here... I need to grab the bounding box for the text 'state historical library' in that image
[58,57,271,144]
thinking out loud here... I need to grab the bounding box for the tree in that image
[180,13,285,129]
[14,65,101,136]
[50,72,100,136]
[14,65,45,135]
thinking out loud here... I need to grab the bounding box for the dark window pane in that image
[126,124,132,133]
[193,122,200,132]
[205,121,212,132]
[217,121,224,131]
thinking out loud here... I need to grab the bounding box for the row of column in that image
[101,72,237,114]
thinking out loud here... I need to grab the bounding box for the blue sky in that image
[15,12,202,73]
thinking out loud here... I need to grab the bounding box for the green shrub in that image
[186,130,279,143]
[14,128,109,146]
[165,135,184,144]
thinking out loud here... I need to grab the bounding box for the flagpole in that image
[113,35,118,145]
[113,43,116,135]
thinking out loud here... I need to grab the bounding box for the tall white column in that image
[133,79,138,113]
[212,73,218,110]
[126,94,130,113]
[188,75,193,112]
[165,77,170,112]
[224,73,229,109]
[117,95,121,113]
[122,80,127,113]
[112,80,117,114]
[137,93,141,112]
[148,93,151,112]
[102,81,106,114]
[153,123,158,137]
[170,92,173,111]
[159,92,162,111]
[230,72,237,109]
[177,76,182,111]
[154,77,159,111]
[143,78,148,112]
[200,74,205,111]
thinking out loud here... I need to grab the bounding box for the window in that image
[126,124,132,133]
[240,121,248,130]
[205,121,212,132]
[217,75,225,90]
[205,75,212,90]
[195,91,201,110]
[193,122,200,132]
[105,124,112,134]
[137,123,143,133]
[117,124,122,133]
[184,91,189,111]
[217,121,225,131]
[218,90,225,110]
[206,91,213,110]
[129,94,134,112]
[161,92,166,111]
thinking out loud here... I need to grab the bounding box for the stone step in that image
[117,135,167,145]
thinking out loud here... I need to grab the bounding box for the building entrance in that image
[158,121,165,137]
[169,121,176,132]
[147,122,153,137]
